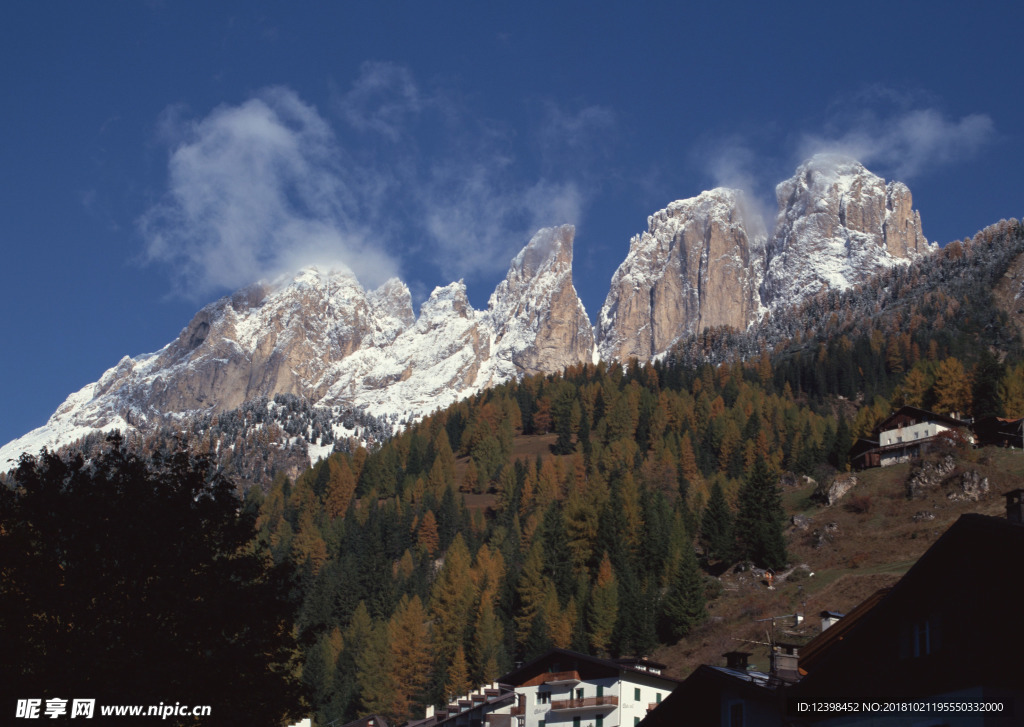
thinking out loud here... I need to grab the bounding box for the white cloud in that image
[139,87,400,300]
[422,161,583,280]
[335,61,424,141]
[141,68,600,302]
[798,106,995,180]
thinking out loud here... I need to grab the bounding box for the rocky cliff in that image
[2,157,937,467]
[761,154,930,307]
[1,227,592,464]
[596,188,767,361]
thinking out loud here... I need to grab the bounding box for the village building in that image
[497,648,679,727]
[972,415,1024,449]
[786,491,1024,724]
[635,651,784,727]
[850,406,971,469]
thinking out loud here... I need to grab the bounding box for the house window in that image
[539,722,545,727]
[900,613,942,658]
[596,716,603,727]
[656,693,662,704]
[729,702,744,727]
[634,688,641,701]
[575,689,584,700]
[538,692,551,705]
[597,686,604,697]
[634,719,640,726]
[573,717,580,727]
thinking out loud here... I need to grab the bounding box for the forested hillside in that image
[253,219,1024,726]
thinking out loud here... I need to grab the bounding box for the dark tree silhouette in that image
[0,436,302,723]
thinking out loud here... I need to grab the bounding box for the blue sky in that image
[2,2,1022,448]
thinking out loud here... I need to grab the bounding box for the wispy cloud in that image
[139,87,399,300]
[798,93,995,180]
[422,164,583,278]
[140,67,607,300]
[335,61,424,141]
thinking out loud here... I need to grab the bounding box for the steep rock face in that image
[100,267,412,417]
[488,225,594,375]
[1,229,594,463]
[762,154,930,307]
[596,189,767,361]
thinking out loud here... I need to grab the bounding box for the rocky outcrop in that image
[947,470,990,502]
[762,154,930,308]
[906,455,958,499]
[813,474,858,507]
[488,225,594,376]
[596,189,767,361]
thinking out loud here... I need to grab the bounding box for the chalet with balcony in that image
[499,649,679,727]
[850,406,970,469]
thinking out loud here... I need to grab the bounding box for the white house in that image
[500,649,679,727]
[851,406,971,469]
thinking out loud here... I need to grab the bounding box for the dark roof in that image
[874,406,967,435]
[637,664,780,727]
[791,513,1024,701]
[498,648,680,688]
[800,588,891,674]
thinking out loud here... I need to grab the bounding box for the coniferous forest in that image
[3,220,1023,725]
[248,219,1024,726]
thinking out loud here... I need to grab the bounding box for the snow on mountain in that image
[1,158,939,469]
[596,188,767,361]
[1,227,593,467]
[761,153,932,308]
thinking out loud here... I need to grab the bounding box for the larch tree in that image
[586,552,619,656]
[933,356,972,416]
[325,456,357,519]
[387,594,432,722]
[429,534,477,673]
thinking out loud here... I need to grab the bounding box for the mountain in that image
[761,154,932,307]
[596,188,767,362]
[597,154,933,360]
[1,157,941,470]
[1,226,592,466]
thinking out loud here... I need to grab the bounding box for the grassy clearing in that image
[650,445,1015,680]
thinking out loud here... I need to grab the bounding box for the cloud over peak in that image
[140,68,606,302]
[140,87,400,301]
[798,102,995,181]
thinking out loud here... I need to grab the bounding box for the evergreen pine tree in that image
[658,545,706,643]
[699,481,734,565]
[734,457,787,570]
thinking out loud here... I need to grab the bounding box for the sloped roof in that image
[498,647,680,688]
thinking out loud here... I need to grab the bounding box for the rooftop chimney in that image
[770,643,800,682]
[724,651,751,670]
[819,610,845,631]
[1005,489,1024,525]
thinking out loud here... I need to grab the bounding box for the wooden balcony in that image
[542,670,582,685]
[511,706,525,716]
[550,696,618,712]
